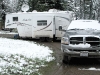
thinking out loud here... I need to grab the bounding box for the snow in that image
[78,67,100,71]
[0,31,54,60]
[68,20,100,30]
[0,37,54,61]
[69,43,90,48]
[70,35,100,38]
[0,37,54,74]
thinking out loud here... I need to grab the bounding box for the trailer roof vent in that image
[32,10,37,12]
[48,9,59,12]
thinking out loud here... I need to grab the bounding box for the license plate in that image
[80,51,88,57]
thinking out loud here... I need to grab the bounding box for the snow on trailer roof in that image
[8,9,72,15]
[11,12,71,14]
[8,12,57,17]
[68,20,100,30]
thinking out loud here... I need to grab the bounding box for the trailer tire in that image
[45,37,53,42]
[53,37,57,42]
[39,37,45,42]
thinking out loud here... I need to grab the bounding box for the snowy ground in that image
[0,37,54,75]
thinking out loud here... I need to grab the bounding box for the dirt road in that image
[38,41,100,75]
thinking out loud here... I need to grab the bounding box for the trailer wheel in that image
[53,37,57,42]
[45,37,53,42]
[39,37,45,42]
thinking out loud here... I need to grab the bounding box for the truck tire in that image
[62,55,70,64]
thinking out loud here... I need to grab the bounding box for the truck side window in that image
[37,20,47,26]
[13,17,18,21]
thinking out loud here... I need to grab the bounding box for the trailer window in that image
[13,17,18,21]
[37,20,47,26]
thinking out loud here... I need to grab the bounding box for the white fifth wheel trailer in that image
[5,9,74,41]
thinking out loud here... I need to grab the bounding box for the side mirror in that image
[59,26,62,31]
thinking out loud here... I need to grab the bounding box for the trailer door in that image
[55,16,63,38]
[55,16,70,38]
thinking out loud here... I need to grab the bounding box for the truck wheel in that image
[97,58,100,62]
[62,55,70,64]
[40,37,45,42]
[45,37,53,42]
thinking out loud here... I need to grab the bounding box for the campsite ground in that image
[38,41,100,75]
[0,32,100,75]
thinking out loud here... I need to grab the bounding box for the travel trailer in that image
[5,9,74,41]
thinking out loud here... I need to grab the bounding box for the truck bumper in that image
[61,44,100,58]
